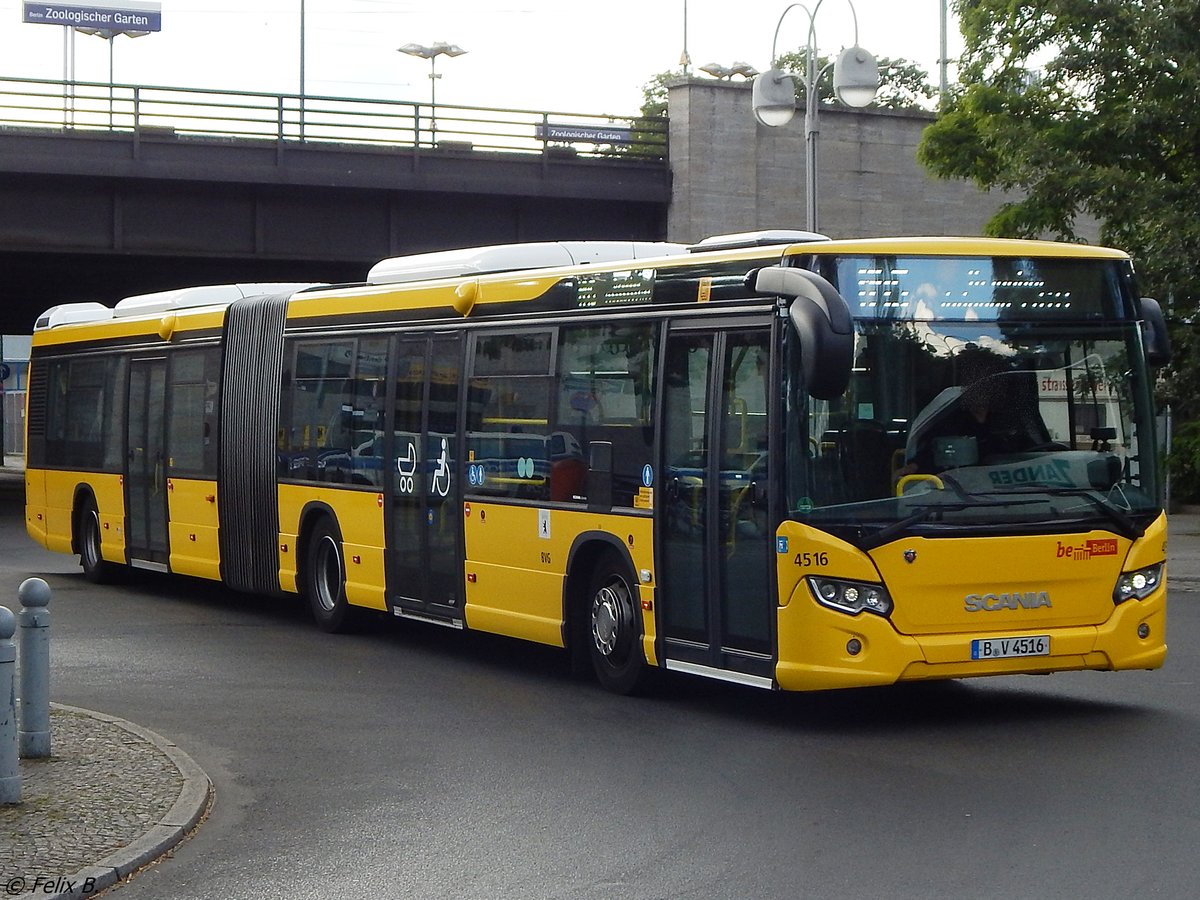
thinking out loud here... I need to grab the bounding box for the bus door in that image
[659,323,775,684]
[126,356,169,570]
[389,334,463,624]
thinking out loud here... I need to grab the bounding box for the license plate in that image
[971,635,1050,660]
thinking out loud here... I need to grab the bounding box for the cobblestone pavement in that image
[0,706,203,899]
[1,709,182,887]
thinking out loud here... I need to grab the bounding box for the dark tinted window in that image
[167,348,220,477]
[42,355,125,470]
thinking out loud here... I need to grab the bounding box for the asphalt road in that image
[4,497,1199,900]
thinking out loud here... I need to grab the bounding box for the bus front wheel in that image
[78,498,117,584]
[586,552,647,695]
[303,518,352,633]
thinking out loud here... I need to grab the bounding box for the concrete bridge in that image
[0,77,671,331]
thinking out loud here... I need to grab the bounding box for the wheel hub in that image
[315,535,342,612]
[592,586,623,657]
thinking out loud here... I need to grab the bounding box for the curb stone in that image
[38,704,212,900]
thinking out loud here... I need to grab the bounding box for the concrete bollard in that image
[18,578,51,759]
[0,605,19,805]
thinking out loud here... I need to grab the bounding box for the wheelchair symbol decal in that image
[431,438,451,497]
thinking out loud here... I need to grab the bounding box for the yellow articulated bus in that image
[24,233,1173,693]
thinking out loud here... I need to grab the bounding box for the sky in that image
[0,1,963,116]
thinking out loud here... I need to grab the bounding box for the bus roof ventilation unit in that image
[688,230,831,252]
[34,302,115,330]
[367,241,689,285]
[112,282,323,318]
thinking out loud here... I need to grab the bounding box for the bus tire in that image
[78,498,118,584]
[303,517,352,633]
[586,551,647,695]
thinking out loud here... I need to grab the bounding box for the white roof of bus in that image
[112,282,321,317]
[367,241,689,285]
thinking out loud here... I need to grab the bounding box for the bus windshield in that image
[786,255,1161,545]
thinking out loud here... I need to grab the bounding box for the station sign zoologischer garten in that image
[22,0,162,32]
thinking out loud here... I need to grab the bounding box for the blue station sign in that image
[536,123,633,145]
[22,1,162,32]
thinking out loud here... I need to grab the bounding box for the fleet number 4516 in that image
[794,551,829,567]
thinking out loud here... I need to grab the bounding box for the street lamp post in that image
[751,1,879,232]
[75,27,150,129]
[398,41,467,147]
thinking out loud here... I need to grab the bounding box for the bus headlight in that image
[807,576,893,617]
[1113,563,1163,603]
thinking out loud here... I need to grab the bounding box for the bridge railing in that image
[0,76,668,162]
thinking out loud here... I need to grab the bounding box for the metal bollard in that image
[0,605,19,804]
[18,578,51,759]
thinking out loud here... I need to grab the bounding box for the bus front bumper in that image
[774,587,1167,692]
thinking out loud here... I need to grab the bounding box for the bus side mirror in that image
[749,267,853,400]
[1140,297,1172,368]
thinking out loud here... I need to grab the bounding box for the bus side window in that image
[555,323,657,507]
[285,340,356,483]
[466,332,553,501]
[166,349,219,478]
[349,337,388,488]
[42,356,123,471]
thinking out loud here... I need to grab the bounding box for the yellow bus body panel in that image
[166,478,221,581]
[463,503,656,659]
[25,468,48,548]
[28,471,126,561]
[871,531,1132,635]
[31,309,225,349]
[277,484,388,610]
[287,275,569,323]
[774,515,1167,691]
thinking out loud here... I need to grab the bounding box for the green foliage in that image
[918,0,1200,448]
[1169,420,1200,504]
[1161,320,1200,420]
[639,69,683,120]
[921,0,1200,292]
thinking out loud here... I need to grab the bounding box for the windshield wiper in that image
[1053,489,1142,538]
[864,495,1049,547]
[976,486,1142,538]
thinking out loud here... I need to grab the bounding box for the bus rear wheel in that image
[78,498,117,584]
[303,518,352,633]
[586,552,647,695]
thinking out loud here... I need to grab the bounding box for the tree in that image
[917,0,1200,496]
[639,69,683,120]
